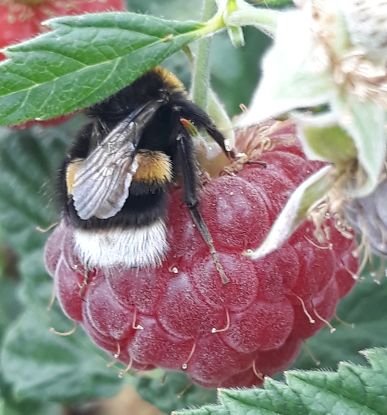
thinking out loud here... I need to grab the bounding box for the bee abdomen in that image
[74,219,168,268]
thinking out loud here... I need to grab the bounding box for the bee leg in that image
[178,100,236,158]
[176,131,230,285]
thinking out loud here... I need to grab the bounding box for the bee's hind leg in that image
[176,128,229,285]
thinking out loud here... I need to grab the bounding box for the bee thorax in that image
[74,219,168,268]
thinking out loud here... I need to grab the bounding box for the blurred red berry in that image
[0,0,126,125]
[45,123,358,388]
[1,0,126,58]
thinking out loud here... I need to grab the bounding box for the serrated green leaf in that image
[295,112,357,164]
[173,405,230,415]
[287,363,387,415]
[176,348,387,415]
[362,348,387,372]
[0,12,206,126]
[1,308,123,403]
[246,166,337,260]
[219,381,308,414]
[332,94,387,197]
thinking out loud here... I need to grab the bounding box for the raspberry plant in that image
[0,0,386,414]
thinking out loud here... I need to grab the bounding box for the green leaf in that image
[133,372,216,414]
[295,272,387,370]
[0,124,73,253]
[295,112,357,164]
[175,347,387,415]
[173,405,229,415]
[245,166,338,260]
[226,5,280,35]
[332,94,387,197]
[240,9,333,126]
[0,12,205,126]
[1,308,123,403]
[2,376,63,415]
[0,278,20,342]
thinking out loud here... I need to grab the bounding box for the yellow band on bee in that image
[153,66,185,93]
[133,150,172,184]
[66,159,84,195]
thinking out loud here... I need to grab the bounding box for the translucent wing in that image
[72,100,162,220]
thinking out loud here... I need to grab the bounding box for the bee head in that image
[87,68,182,123]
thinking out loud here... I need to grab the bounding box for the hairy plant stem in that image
[190,0,218,110]
[251,0,292,6]
[227,6,280,36]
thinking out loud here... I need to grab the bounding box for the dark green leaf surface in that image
[134,372,216,413]
[174,407,229,415]
[0,125,69,252]
[0,13,203,126]
[0,378,62,415]
[1,308,123,402]
[0,278,20,342]
[174,348,387,415]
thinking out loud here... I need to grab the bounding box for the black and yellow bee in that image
[58,67,232,271]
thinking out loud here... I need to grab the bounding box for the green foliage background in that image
[0,1,386,414]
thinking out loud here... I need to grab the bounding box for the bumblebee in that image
[59,67,232,271]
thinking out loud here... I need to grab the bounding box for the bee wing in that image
[72,152,138,220]
[72,100,163,220]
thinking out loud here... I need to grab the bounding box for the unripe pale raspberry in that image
[345,179,387,256]
[44,123,358,388]
[339,0,387,61]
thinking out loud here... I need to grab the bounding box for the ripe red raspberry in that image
[44,122,358,388]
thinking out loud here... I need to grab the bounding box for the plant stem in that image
[253,0,292,6]
[227,7,280,36]
[208,89,235,149]
[190,0,218,109]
